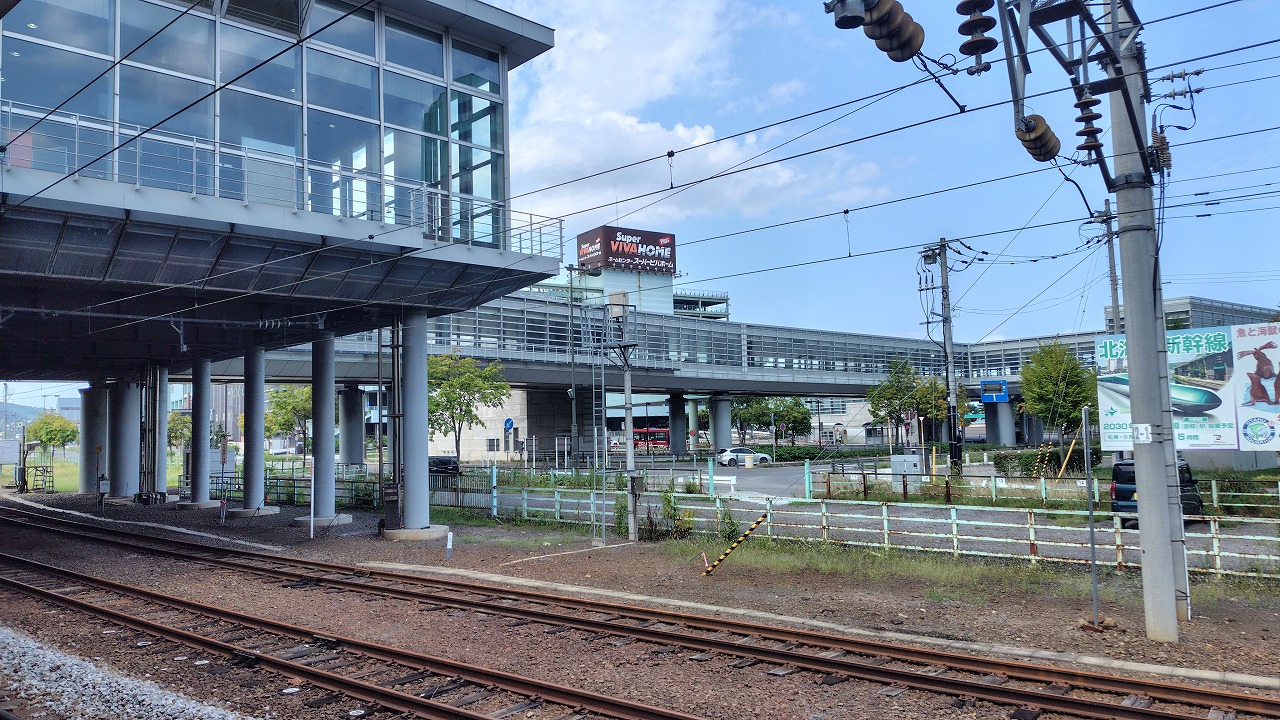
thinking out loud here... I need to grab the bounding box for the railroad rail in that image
[3,507,1275,719]
[0,552,704,720]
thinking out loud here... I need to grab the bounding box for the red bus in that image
[633,428,669,453]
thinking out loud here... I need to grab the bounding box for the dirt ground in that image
[5,492,1280,686]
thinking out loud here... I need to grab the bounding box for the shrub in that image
[682,478,702,494]
[717,506,741,542]
[993,446,1102,477]
[613,493,629,536]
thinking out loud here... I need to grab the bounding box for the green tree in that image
[266,385,313,457]
[867,359,922,446]
[167,411,192,450]
[1019,342,1096,432]
[26,411,78,457]
[428,351,511,458]
[730,397,770,444]
[766,397,812,445]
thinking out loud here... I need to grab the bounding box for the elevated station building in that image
[0,0,560,530]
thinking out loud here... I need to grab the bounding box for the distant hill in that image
[1,403,45,437]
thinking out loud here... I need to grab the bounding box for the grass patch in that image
[1189,574,1280,614]
[660,537,1141,604]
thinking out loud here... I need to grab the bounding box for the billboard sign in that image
[1096,326,1237,450]
[576,225,676,275]
[1230,323,1280,451]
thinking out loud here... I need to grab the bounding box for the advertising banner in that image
[1230,323,1280,450]
[1095,326,1236,450]
[576,225,676,275]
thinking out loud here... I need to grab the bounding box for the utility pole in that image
[607,295,639,542]
[921,239,960,502]
[998,0,1184,643]
[1100,199,1121,337]
[1108,5,1183,640]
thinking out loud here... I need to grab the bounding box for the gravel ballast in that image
[0,626,262,720]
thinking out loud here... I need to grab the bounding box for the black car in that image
[1109,459,1203,527]
[429,456,461,475]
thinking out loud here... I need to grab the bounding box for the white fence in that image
[495,488,1280,579]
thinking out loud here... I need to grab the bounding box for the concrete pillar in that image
[78,386,108,494]
[154,368,169,496]
[241,347,267,510]
[107,381,141,497]
[984,401,1016,447]
[188,359,212,504]
[401,311,432,529]
[339,384,365,465]
[311,333,338,520]
[710,394,732,451]
[1020,412,1044,445]
[385,311,447,540]
[668,393,687,456]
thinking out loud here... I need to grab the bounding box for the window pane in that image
[452,40,499,94]
[121,0,213,79]
[5,0,113,55]
[382,128,445,184]
[450,90,502,150]
[225,0,298,34]
[1,38,113,120]
[305,48,376,118]
[307,109,377,170]
[120,65,213,138]
[385,17,442,77]
[383,72,445,135]
[451,144,503,200]
[220,23,299,99]
[221,90,300,154]
[308,0,374,57]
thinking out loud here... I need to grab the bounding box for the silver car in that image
[716,447,772,466]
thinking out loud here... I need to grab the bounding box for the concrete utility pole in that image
[997,0,1185,642]
[922,240,961,496]
[1100,199,1121,337]
[1109,5,1183,641]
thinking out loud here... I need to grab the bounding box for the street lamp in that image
[565,264,601,471]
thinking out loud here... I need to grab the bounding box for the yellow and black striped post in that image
[703,512,769,577]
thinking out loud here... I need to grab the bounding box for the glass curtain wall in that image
[0,0,508,245]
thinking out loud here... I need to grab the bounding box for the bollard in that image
[446,531,454,560]
[491,464,499,517]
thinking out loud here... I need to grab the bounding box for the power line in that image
[25,25,1280,334]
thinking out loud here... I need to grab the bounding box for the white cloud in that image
[495,0,892,231]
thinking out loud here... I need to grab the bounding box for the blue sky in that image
[493,0,1279,341]
[9,0,1279,406]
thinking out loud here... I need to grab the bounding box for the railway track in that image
[4,507,1275,720]
[0,552,705,720]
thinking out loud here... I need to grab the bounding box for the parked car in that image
[429,456,461,475]
[1109,459,1203,528]
[716,447,772,467]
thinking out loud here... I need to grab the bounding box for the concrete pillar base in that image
[175,500,222,510]
[382,525,450,542]
[291,514,353,528]
[225,505,281,519]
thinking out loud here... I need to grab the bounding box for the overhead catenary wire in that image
[10,9,1273,339]
[78,155,1280,339]
[44,32,1280,325]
